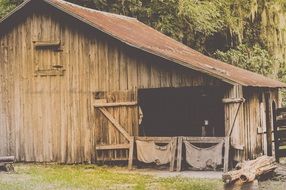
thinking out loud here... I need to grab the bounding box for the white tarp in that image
[136,140,171,165]
[184,141,223,169]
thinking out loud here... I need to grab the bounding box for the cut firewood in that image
[222,155,277,184]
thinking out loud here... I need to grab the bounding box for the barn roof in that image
[1,0,286,88]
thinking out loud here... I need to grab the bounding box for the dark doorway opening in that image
[138,87,225,137]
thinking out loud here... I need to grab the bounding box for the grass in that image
[0,164,223,190]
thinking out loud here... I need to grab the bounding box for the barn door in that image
[93,90,139,163]
[273,107,286,162]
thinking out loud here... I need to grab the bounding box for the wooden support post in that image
[169,137,177,172]
[176,137,183,172]
[128,137,135,170]
[222,98,245,104]
[224,136,230,172]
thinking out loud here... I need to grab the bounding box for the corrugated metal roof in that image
[2,0,286,87]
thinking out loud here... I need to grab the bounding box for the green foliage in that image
[0,0,16,18]
[66,0,234,51]
[214,44,283,77]
[178,0,227,35]
[0,0,22,18]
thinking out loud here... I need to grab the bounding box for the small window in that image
[33,40,65,77]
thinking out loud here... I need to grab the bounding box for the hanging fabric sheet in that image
[184,141,224,169]
[136,140,171,165]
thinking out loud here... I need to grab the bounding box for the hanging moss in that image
[259,1,286,77]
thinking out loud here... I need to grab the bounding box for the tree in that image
[214,44,280,77]
[0,0,22,18]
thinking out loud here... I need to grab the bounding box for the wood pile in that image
[222,155,277,184]
[0,156,15,172]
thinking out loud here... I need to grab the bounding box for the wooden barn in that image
[0,0,285,171]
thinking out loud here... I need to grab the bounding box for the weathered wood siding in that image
[224,85,245,161]
[224,86,279,162]
[0,9,226,163]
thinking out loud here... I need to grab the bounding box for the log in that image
[0,163,14,172]
[222,155,277,184]
[0,156,15,163]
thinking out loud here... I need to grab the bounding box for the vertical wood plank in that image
[169,137,177,172]
[128,136,134,170]
[224,136,230,172]
[176,137,183,172]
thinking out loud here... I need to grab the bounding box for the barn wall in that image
[224,85,245,161]
[243,89,264,160]
[244,88,279,160]
[225,86,280,162]
[0,8,227,163]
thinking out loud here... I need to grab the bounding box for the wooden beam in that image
[96,157,131,161]
[224,137,230,172]
[34,41,61,48]
[275,119,286,127]
[182,136,225,144]
[136,136,173,143]
[94,101,137,108]
[0,156,14,162]
[176,137,183,172]
[35,69,65,77]
[276,108,286,115]
[98,108,131,141]
[278,141,286,146]
[222,98,245,104]
[277,149,286,157]
[169,137,177,172]
[96,144,130,150]
[128,137,135,170]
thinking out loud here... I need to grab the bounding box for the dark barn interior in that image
[138,87,225,137]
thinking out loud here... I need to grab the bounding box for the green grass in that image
[0,164,223,190]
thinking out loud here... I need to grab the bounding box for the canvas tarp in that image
[136,140,172,165]
[184,141,224,169]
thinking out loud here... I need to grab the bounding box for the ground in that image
[0,164,285,190]
[0,164,223,190]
